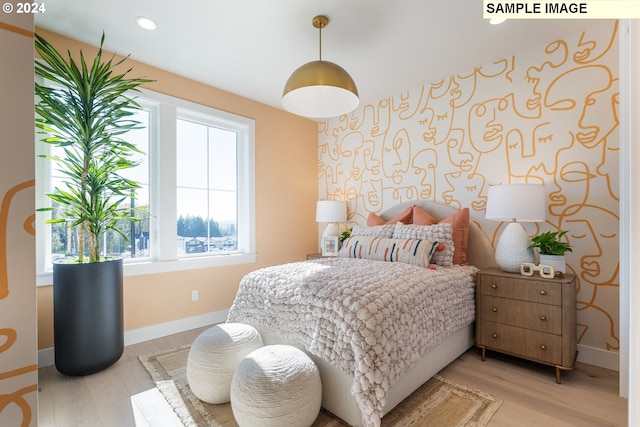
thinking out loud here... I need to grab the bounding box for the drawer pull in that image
[491,284,498,289]
[540,315,547,321]
[540,344,547,350]
[492,333,498,339]
[540,290,547,296]
[492,307,498,312]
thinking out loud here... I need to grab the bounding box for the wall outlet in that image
[191,290,199,301]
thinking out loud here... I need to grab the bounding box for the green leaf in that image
[35,32,154,262]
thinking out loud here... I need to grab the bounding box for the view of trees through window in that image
[176,117,238,255]
[41,90,247,269]
[49,115,239,260]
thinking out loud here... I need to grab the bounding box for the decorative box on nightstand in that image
[475,268,577,383]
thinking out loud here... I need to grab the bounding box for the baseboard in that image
[576,343,619,371]
[38,315,620,372]
[38,309,229,368]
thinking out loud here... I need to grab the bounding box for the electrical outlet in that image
[191,290,199,301]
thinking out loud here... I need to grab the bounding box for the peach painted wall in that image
[35,30,319,349]
[0,14,37,427]
[319,22,620,367]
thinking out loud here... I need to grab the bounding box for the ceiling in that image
[35,0,607,114]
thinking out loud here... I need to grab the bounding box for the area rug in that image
[139,345,502,427]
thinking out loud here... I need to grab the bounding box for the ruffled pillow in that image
[350,224,395,238]
[338,236,438,268]
[392,222,455,267]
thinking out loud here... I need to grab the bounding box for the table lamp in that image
[485,184,546,272]
[316,200,347,255]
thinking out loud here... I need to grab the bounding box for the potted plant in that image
[529,230,573,274]
[35,33,151,375]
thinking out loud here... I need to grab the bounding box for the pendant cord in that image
[318,25,323,61]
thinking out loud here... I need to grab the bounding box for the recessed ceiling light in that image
[136,16,157,31]
[490,17,507,25]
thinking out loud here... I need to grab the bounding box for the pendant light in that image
[282,15,359,119]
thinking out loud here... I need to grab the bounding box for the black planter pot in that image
[53,258,124,376]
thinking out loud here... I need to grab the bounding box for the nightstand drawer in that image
[479,296,562,334]
[479,275,561,305]
[479,321,562,365]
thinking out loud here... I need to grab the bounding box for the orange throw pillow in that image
[412,205,437,225]
[439,208,469,265]
[367,206,413,226]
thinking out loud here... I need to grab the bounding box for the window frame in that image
[36,88,256,286]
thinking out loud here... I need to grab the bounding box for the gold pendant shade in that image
[282,15,359,119]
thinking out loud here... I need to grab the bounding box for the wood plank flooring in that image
[37,326,628,426]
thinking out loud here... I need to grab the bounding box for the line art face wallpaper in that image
[319,22,619,357]
[0,15,37,427]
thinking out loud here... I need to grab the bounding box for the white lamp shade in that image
[485,184,546,222]
[316,200,347,223]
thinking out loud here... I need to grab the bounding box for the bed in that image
[227,201,497,427]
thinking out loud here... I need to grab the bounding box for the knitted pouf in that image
[186,323,263,404]
[230,345,322,427]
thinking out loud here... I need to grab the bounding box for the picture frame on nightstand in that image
[322,236,339,257]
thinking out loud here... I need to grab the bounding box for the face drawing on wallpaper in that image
[394,89,423,120]
[382,128,411,185]
[445,129,474,172]
[411,149,438,199]
[547,160,596,217]
[468,99,504,154]
[420,84,458,146]
[338,133,380,182]
[442,171,485,210]
[561,206,619,286]
[546,66,617,150]
[505,120,574,181]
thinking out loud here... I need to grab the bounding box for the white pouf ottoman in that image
[231,345,322,427]
[186,323,263,404]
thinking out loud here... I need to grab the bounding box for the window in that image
[36,89,256,284]
[176,116,238,256]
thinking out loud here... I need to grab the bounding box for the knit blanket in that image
[227,257,478,427]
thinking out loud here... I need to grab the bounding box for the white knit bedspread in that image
[227,257,478,427]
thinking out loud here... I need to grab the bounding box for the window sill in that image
[36,253,257,286]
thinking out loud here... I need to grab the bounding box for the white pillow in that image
[350,224,395,238]
[338,236,438,268]
[392,222,455,267]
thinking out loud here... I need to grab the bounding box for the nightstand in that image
[475,268,577,383]
[306,253,328,260]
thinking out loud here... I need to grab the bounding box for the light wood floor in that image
[38,326,628,427]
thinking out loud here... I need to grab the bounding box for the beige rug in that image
[139,345,502,427]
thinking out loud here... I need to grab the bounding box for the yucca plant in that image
[35,33,152,262]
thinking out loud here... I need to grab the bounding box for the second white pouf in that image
[230,345,322,427]
[186,322,263,404]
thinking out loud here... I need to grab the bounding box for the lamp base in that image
[495,222,535,273]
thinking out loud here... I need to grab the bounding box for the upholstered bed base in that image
[256,324,474,427]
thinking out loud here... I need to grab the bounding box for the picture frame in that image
[322,236,339,257]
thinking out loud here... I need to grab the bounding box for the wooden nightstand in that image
[475,268,577,383]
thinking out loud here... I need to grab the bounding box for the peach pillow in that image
[412,205,437,225]
[366,206,413,226]
[439,208,469,265]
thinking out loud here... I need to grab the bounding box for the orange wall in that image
[35,29,318,349]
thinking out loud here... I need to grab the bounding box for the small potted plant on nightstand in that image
[529,230,572,274]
